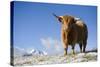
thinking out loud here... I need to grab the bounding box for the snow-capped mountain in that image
[27,49,47,56]
[14,47,47,57]
[14,47,28,57]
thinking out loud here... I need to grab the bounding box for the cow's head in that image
[53,13,76,31]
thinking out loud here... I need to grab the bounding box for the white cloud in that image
[40,37,63,53]
[40,38,50,48]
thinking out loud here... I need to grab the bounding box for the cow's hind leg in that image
[79,43,82,53]
[83,41,87,53]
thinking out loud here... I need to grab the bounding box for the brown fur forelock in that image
[62,15,75,24]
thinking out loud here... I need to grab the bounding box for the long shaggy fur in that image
[55,15,88,55]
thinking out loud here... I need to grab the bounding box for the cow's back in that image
[75,20,88,43]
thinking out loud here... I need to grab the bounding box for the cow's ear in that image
[74,19,76,23]
[70,17,76,24]
[58,17,63,22]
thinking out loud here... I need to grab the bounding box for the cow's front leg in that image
[62,39,68,56]
[61,30,68,56]
[71,44,75,55]
[63,39,69,56]
[64,44,68,56]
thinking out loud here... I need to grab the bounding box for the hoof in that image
[64,48,67,56]
[64,52,67,56]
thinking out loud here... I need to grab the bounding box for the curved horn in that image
[74,17,80,21]
[52,13,59,18]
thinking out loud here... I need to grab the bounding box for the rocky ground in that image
[13,51,97,66]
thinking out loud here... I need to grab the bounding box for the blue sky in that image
[13,1,97,55]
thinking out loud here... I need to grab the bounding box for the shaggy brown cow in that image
[53,14,88,56]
